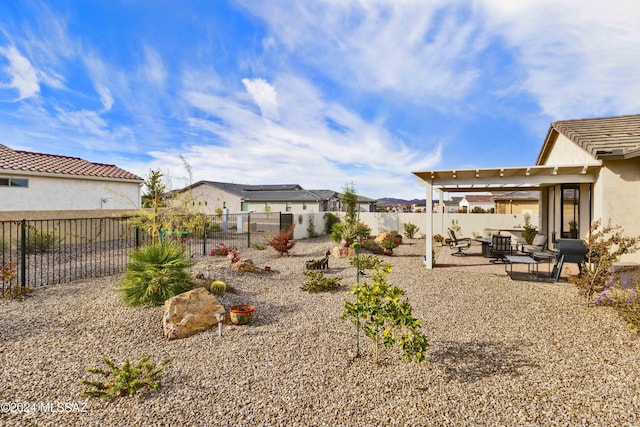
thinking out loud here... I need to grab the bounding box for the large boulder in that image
[231,259,261,273]
[162,287,225,340]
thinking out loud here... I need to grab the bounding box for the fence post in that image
[202,226,207,256]
[247,212,251,248]
[20,219,26,288]
[135,227,140,247]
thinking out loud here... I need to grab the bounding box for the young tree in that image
[142,169,167,208]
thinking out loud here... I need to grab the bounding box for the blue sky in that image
[1,1,639,200]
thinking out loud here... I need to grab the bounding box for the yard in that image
[1,236,639,426]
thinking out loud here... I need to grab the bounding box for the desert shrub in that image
[403,223,419,239]
[269,224,296,256]
[81,355,176,400]
[24,226,58,253]
[323,212,340,235]
[433,234,444,243]
[307,218,320,238]
[210,242,236,256]
[342,263,429,364]
[119,242,196,306]
[0,239,9,254]
[596,282,640,334]
[349,254,381,270]
[251,242,267,250]
[570,220,640,305]
[300,270,342,293]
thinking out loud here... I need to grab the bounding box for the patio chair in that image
[489,234,513,264]
[519,234,547,254]
[447,229,471,256]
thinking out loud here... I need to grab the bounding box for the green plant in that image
[323,212,341,235]
[300,270,342,293]
[433,234,444,243]
[307,218,320,238]
[251,241,268,250]
[118,242,196,307]
[449,219,461,235]
[343,263,429,364]
[596,281,640,334]
[403,223,419,239]
[0,239,9,254]
[209,280,226,296]
[269,224,296,256]
[81,355,176,400]
[522,213,538,244]
[342,184,358,226]
[379,235,399,251]
[349,254,381,270]
[141,169,167,208]
[24,225,58,253]
[570,220,640,305]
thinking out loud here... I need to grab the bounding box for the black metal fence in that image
[0,212,287,295]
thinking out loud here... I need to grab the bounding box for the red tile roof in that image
[0,144,142,181]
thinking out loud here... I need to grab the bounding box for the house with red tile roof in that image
[0,144,143,212]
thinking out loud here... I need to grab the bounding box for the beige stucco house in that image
[0,144,143,216]
[493,191,540,215]
[173,181,378,215]
[414,113,640,268]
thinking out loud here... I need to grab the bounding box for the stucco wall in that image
[0,175,141,211]
[179,185,326,214]
[544,134,601,165]
[596,158,640,262]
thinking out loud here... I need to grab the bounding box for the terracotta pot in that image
[229,304,255,325]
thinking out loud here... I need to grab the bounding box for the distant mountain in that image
[377,198,428,205]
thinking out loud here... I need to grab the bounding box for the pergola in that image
[412,164,601,269]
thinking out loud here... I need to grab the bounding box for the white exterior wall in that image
[0,174,141,211]
[289,212,535,242]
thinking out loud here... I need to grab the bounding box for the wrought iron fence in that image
[0,212,285,296]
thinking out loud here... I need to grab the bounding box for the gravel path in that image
[1,237,639,426]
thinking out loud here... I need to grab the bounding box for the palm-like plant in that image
[119,243,196,306]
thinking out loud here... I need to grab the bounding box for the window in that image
[241,202,250,212]
[0,177,28,187]
[264,202,271,212]
[303,202,307,210]
[286,202,292,212]
[561,184,579,238]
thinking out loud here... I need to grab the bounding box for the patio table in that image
[504,255,539,280]
[475,237,492,257]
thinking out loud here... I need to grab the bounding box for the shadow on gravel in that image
[429,340,539,383]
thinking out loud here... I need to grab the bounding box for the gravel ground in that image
[1,236,640,426]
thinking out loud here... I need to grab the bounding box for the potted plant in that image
[379,235,399,255]
[229,304,255,325]
[522,213,538,245]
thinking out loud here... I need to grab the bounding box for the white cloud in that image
[479,0,640,118]
[241,78,280,121]
[0,45,40,100]
[236,1,483,105]
[141,46,167,86]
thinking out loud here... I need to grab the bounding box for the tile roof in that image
[492,190,540,200]
[0,144,142,181]
[190,181,327,202]
[538,114,640,163]
[463,195,494,203]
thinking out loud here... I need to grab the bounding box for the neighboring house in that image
[415,113,640,267]
[0,144,143,212]
[433,196,463,213]
[172,181,378,215]
[493,191,540,215]
[459,195,495,212]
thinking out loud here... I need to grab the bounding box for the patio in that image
[433,240,580,281]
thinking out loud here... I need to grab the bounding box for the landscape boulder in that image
[162,287,225,340]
